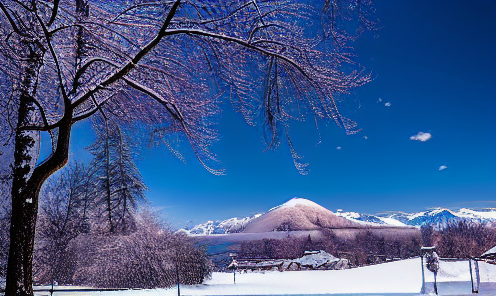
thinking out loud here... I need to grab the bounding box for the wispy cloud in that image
[439,165,448,171]
[385,102,391,107]
[410,132,432,142]
[336,147,342,150]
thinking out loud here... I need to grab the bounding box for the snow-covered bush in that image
[33,207,212,288]
[69,212,212,288]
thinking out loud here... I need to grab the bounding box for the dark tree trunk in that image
[6,104,39,296]
[5,51,72,296]
[6,114,72,296]
[5,42,44,296]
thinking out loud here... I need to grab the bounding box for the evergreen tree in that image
[87,116,147,233]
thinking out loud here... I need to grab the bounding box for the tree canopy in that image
[0,0,376,295]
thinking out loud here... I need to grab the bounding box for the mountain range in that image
[181,198,496,235]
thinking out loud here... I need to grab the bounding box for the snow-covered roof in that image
[482,246,496,258]
[293,250,339,268]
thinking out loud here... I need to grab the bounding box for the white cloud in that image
[378,98,382,102]
[410,132,432,142]
[439,165,448,171]
[336,147,342,150]
[363,136,368,140]
[385,102,391,107]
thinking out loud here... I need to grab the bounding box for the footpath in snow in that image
[31,258,496,296]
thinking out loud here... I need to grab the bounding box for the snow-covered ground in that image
[31,258,496,296]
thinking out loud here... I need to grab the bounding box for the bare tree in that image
[436,220,496,259]
[33,162,91,285]
[0,0,375,294]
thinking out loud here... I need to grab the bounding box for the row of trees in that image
[0,0,376,294]
[235,229,422,267]
[422,221,496,258]
[234,221,496,269]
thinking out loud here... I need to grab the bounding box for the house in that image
[481,245,496,262]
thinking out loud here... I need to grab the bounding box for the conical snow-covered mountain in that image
[242,198,361,233]
[180,198,496,235]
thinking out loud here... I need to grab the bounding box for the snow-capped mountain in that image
[183,214,262,235]
[336,208,496,228]
[334,210,405,226]
[181,198,496,235]
[242,198,361,233]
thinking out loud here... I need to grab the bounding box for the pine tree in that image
[87,116,147,233]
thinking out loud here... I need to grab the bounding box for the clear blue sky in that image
[69,0,496,228]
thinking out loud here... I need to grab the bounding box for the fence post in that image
[433,272,438,295]
[176,263,180,296]
[469,259,475,293]
[474,259,480,293]
[420,256,425,294]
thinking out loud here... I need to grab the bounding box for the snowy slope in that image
[34,259,496,295]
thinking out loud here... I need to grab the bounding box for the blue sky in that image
[67,0,496,228]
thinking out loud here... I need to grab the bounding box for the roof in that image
[481,246,496,258]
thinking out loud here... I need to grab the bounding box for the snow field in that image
[31,259,496,296]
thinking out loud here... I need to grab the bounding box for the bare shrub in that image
[435,220,496,258]
[71,212,211,288]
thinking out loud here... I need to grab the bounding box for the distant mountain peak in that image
[243,198,360,233]
[268,197,325,212]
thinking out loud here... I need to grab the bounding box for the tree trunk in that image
[6,114,72,296]
[6,116,39,296]
[5,40,44,296]
[5,51,72,296]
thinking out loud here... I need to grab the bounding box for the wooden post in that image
[469,259,475,293]
[475,260,480,293]
[420,256,426,294]
[433,272,438,295]
[176,263,180,296]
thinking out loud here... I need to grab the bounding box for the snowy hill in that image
[181,198,496,235]
[242,198,361,233]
